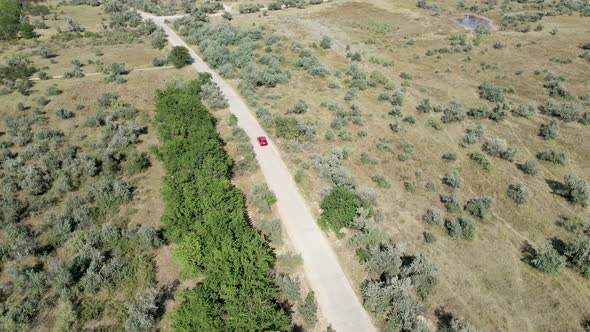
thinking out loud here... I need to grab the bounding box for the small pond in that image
[455,15,493,30]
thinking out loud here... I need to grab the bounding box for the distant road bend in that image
[139,11,376,332]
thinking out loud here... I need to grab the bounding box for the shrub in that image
[507,183,528,204]
[52,107,74,119]
[275,274,300,303]
[529,241,565,273]
[253,184,277,214]
[286,99,308,114]
[564,236,590,277]
[440,192,461,213]
[239,3,261,13]
[364,242,403,277]
[319,186,361,234]
[416,98,432,113]
[442,170,463,188]
[469,152,492,171]
[540,99,581,122]
[125,288,158,332]
[563,174,589,207]
[371,175,391,189]
[300,292,318,327]
[445,217,476,240]
[442,152,457,161]
[46,85,63,96]
[256,218,283,245]
[125,152,151,174]
[404,180,417,192]
[482,137,516,162]
[97,92,118,108]
[463,125,484,144]
[478,82,507,102]
[422,208,443,225]
[512,104,537,118]
[152,57,167,67]
[424,232,436,243]
[537,149,566,165]
[441,101,466,123]
[201,82,228,110]
[151,28,167,49]
[439,317,477,332]
[539,119,560,140]
[520,159,540,176]
[465,196,493,219]
[167,46,192,68]
[320,36,332,49]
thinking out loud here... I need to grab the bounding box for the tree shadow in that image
[156,279,181,318]
[520,240,536,264]
[545,178,567,197]
[434,306,455,330]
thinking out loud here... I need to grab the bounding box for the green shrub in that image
[469,152,492,171]
[463,125,484,144]
[442,152,457,161]
[539,119,560,140]
[253,184,277,214]
[564,236,590,278]
[537,149,566,165]
[441,101,466,123]
[442,170,463,188]
[167,46,192,68]
[422,208,443,225]
[540,99,581,122]
[319,187,361,234]
[519,159,540,176]
[371,175,391,188]
[445,217,476,240]
[465,196,493,219]
[320,36,332,49]
[563,174,589,207]
[300,291,318,327]
[256,218,283,245]
[46,85,63,96]
[275,274,301,303]
[152,57,167,67]
[529,241,565,273]
[478,82,508,102]
[423,232,436,243]
[482,137,516,162]
[125,152,151,174]
[286,99,308,114]
[512,104,537,118]
[440,192,461,213]
[507,183,528,204]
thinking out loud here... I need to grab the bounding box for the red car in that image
[257,136,268,146]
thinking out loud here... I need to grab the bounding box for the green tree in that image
[0,0,22,40]
[168,46,192,68]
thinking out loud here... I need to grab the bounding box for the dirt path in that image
[139,11,376,332]
[30,65,175,81]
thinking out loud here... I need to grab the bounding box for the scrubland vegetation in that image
[3,0,590,331]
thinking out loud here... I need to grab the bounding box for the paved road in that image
[140,12,376,332]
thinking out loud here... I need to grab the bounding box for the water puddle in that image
[455,14,493,30]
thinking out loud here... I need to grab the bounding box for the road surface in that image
[140,12,376,332]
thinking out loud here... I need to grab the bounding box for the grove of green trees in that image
[154,76,290,331]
